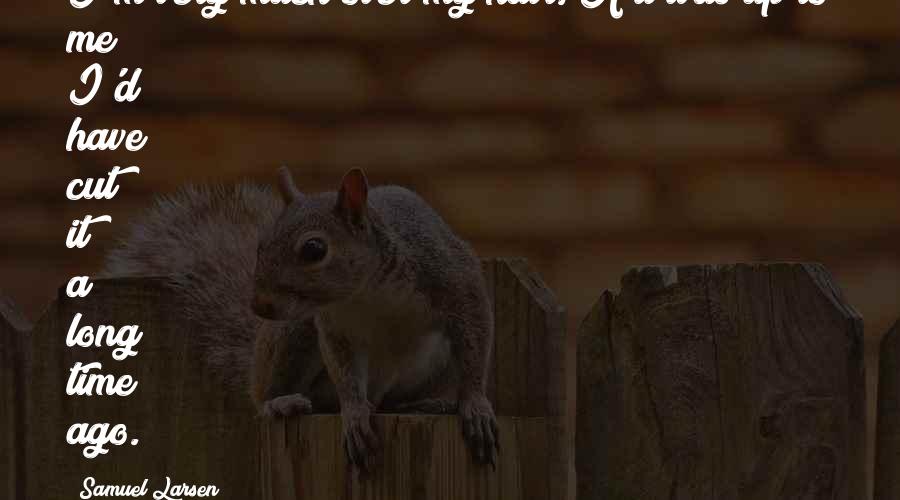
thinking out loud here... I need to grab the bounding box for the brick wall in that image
[1,0,898,495]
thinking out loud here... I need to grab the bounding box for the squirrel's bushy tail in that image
[103,183,284,391]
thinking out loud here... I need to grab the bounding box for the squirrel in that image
[103,167,498,468]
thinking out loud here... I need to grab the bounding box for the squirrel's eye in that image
[299,238,328,263]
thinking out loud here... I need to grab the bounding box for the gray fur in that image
[104,170,498,467]
[255,169,498,467]
[103,183,284,391]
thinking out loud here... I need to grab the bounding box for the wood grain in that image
[577,263,867,500]
[875,320,899,500]
[485,258,568,500]
[484,258,566,418]
[258,415,559,500]
[25,278,259,499]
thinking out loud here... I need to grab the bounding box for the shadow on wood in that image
[259,258,568,500]
[875,320,899,500]
[1,292,30,500]
[576,263,867,500]
[11,257,566,500]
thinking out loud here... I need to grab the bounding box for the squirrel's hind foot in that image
[261,393,313,418]
[459,394,500,469]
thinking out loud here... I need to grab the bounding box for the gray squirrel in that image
[103,167,498,468]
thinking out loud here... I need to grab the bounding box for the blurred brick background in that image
[1,0,898,495]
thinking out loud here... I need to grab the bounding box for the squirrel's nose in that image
[252,292,279,320]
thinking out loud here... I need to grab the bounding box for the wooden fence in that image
[21,277,261,499]
[2,258,568,500]
[1,261,893,499]
[576,263,868,500]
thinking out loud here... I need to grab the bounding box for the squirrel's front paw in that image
[342,403,380,470]
[459,393,499,468]
[261,393,313,418]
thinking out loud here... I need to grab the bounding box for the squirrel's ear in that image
[277,166,303,204]
[336,168,369,226]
